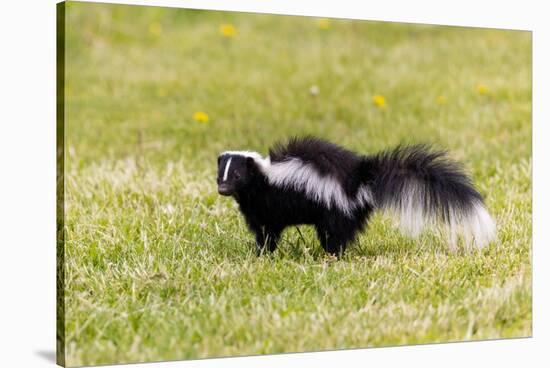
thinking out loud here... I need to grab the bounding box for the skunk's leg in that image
[315,223,352,256]
[254,226,281,255]
[316,213,364,256]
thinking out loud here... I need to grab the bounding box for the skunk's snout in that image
[218,183,232,196]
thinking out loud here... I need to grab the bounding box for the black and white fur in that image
[217,136,496,255]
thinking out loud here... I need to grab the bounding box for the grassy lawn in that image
[61,2,532,366]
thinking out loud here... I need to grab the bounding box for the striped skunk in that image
[217,136,495,255]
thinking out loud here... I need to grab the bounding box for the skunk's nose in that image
[218,184,232,196]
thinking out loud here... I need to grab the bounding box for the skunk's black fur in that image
[217,136,495,255]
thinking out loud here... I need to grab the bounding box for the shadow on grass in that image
[216,225,483,264]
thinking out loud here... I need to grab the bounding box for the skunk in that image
[217,136,496,255]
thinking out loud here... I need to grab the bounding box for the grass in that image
[61,2,532,366]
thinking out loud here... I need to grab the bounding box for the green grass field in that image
[60,2,532,366]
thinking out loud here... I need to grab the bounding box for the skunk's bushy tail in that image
[361,145,496,249]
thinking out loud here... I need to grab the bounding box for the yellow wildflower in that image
[318,18,331,30]
[219,24,236,38]
[193,111,209,123]
[373,95,386,108]
[148,22,162,36]
[476,84,489,95]
[436,95,447,105]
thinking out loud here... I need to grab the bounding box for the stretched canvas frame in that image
[56,1,532,366]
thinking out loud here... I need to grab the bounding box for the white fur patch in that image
[385,180,496,249]
[461,202,497,249]
[222,157,232,181]
[357,185,375,207]
[260,158,373,216]
[220,150,271,171]
[388,180,429,238]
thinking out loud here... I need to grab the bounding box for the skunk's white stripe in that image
[220,151,271,171]
[260,158,373,216]
[222,157,232,181]
[221,150,264,161]
[357,185,375,207]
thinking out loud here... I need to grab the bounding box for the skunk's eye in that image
[233,171,241,180]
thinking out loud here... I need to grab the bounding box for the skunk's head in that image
[217,152,261,196]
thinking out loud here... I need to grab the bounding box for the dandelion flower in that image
[148,22,162,36]
[309,85,320,96]
[476,84,489,95]
[436,95,447,105]
[318,18,331,30]
[193,111,209,123]
[373,95,386,108]
[220,24,236,38]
